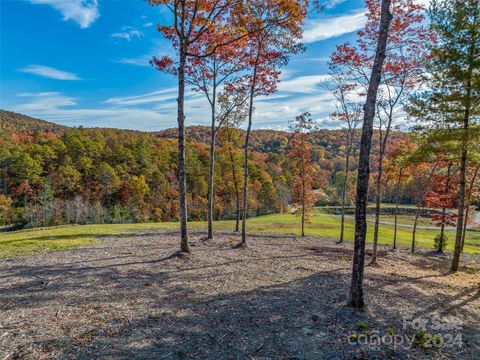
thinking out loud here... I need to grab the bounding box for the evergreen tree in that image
[407,0,479,271]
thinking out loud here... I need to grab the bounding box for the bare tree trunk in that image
[178,44,190,253]
[227,125,241,232]
[411,203,420,254]
[461,166,478,251]
[393,167,403,250]
[451,149,467,271]
[411,162,438,254]
[207,86,217,240]
[339,148,351,243]
[451,20,475,271]
[371,108,394,263]
[461,202,470,252]
[241,55,259,246]
[207,126,216,240]
[371,155,384,264]
[301,159,306,237]
[348,0,392,309]
[206,60,217,240]
[438,162,452,253]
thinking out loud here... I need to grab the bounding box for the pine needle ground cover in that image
[1,231,478,359]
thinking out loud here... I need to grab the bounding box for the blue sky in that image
[1,0,372,131]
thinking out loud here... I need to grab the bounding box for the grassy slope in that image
[1,212,479,258]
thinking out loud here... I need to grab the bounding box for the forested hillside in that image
[1,110,410,228]
[0,109,67,133]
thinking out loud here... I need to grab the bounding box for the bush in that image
[434,233,448,251]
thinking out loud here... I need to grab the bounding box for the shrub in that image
[434,233,448,251]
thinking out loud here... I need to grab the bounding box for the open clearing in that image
[2,211,479,258]
[1,230,479,359]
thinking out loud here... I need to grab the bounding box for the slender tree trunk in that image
[241,55,259,246]
[339,147,351,243]
[178,44,190,253]
[227,126,241,232]
[301,157,306,237]
[207,126,216,240]
[451,19,475,271]
[461,166,478,251]
[371,154,384,264]
[393,167,403,250]
[348,0,392,309]
[451,149,467,271]
[411,162,438,254]
[411,203,420,253]
[207,82,217,240]
[438,162,452,252]
[461,201,470,252]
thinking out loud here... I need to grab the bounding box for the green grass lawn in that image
[1,212,479,258]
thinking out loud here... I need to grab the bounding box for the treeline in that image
[0,112,414,229]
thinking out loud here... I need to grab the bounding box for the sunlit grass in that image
[1,211,478,258]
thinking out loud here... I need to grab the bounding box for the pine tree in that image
[407,0,479,271]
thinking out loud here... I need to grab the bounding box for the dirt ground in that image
[1,230,479,360]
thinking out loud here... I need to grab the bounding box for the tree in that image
[383,137,415,249]
[217,94,248,232]
[96,162,120,208]
[423,161,459,252]
[407,0,479,271]
[461,163,480,251]
[289,112,317,237]
[234,0,308,247]
[404,137,441,253]
[149,0,241,253]
[325,69,362,243]
[347,0,392,309]
[53,164,82,198]
[0,194,13,229]
[157,25,250,240]
[410,161,438,253]
[332,0,433,264]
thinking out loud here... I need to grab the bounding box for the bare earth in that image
[1,230,479,360]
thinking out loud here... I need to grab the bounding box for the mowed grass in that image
[0,222,178,258]
[1,212,479,258]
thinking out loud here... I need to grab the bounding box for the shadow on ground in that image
[0,231,479,360]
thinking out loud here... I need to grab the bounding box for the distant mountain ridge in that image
[1,109,405,156]
[0,109,68,133]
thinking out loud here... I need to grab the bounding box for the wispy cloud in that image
[115,56,151,67]
[29,0,99,29]
[104,88,177,106]
[324,0,347,9]
[12,92,169,130]
[114,39,174,66]
[111,26,144,42]
[143,22,154,27]
[277,74,330,93]
[19,65,83,80]
[303,10,366,43]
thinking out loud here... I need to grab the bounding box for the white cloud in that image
[143,22,154,27]
[12,92,169,130]
[15,92,77,112]
[278,74,330,93]
[115,56,151,67]
[303,10,366,43]
[19,65,83,80]
[111,26,144,42]
[104,88,177,106]
[324,0,347,9]
[29,0,99,29]
[114,39,174,67]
